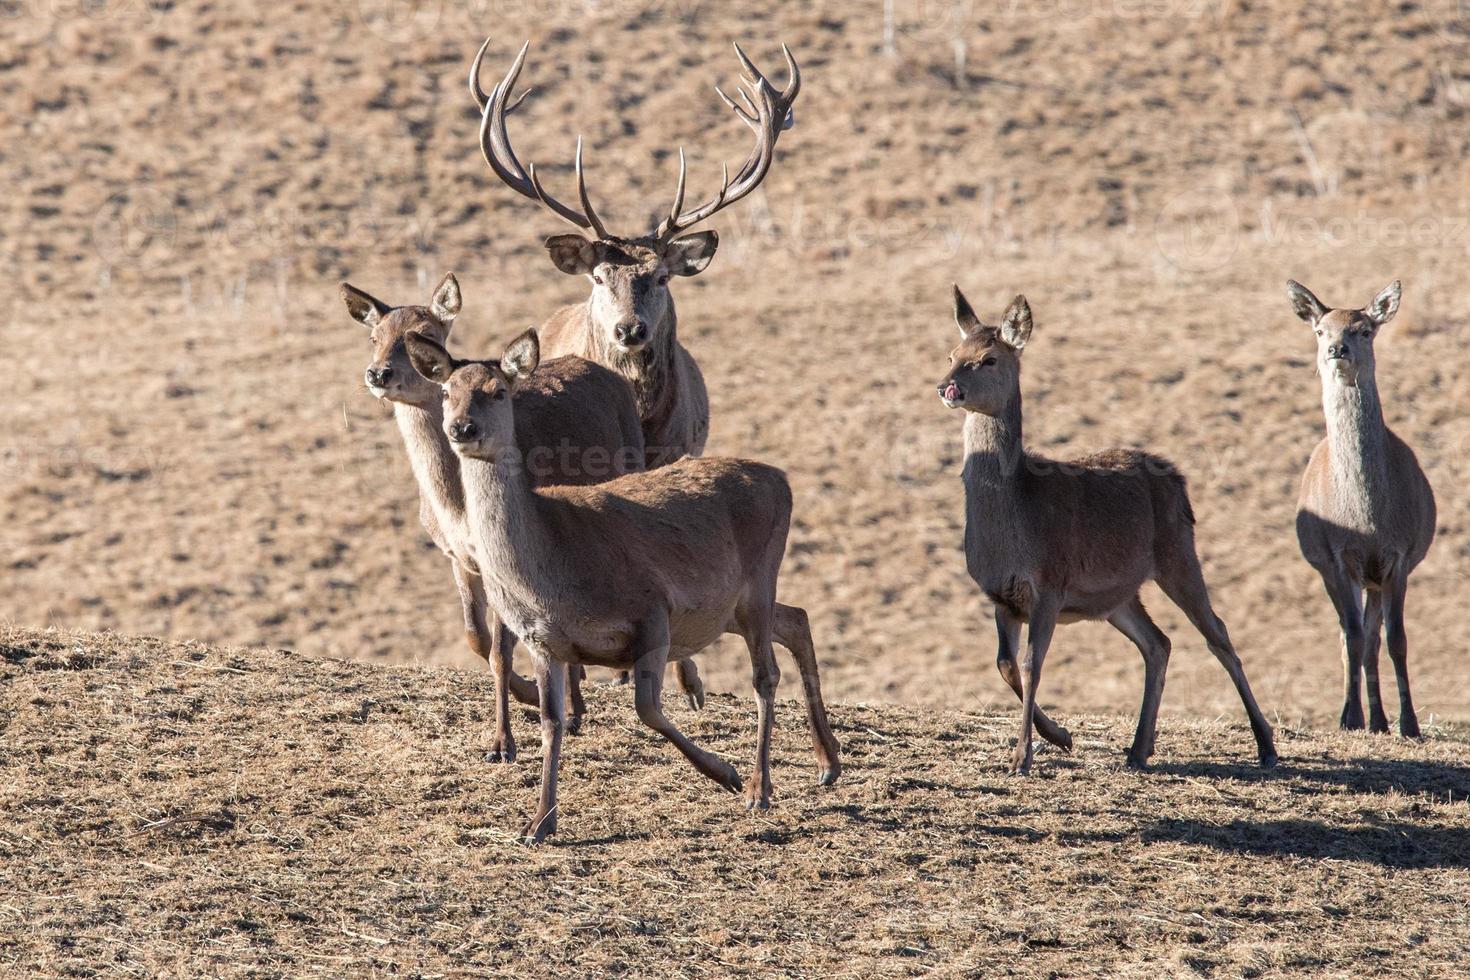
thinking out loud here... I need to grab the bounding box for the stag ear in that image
[664,231,718,277]
[545,234,601,276]
[405,332,458,384]
[952,284,983,339]
[1285,280,1329,326]
[501,328,541,389]
[430,273,462,325]
[999,295,1033,352]
[1364,279,1401,329]
[341,283,391,328]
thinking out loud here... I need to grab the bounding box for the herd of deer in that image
[340,40,1437,844]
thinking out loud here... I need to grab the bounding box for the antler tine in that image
[574,137,610,241]
[655,43,797,242]
[474,39,606,234]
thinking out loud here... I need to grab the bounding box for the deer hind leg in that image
[994,606,1073,752]
[733,604,780,811]
[1383,572,1420,738]
[632,611,742,794]
[1156,536,1278,766]
[521,655,566,845]
[1107,596,1171,769]
[566,664,587,735]
[1361,588,1389,734]
[771,603,841,786]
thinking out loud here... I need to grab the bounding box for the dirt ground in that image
[4,625,1470,976]
[3,0,1469,729]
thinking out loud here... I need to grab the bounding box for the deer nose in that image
[365,366,393,388]
[1327,343,1348,359]
[447,419,479,443]
[614,321,648,347]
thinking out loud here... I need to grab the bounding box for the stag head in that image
[469,39,799,354]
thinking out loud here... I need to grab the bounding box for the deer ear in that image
[999,295,1033,351]
[501,328,540,388]
[664,231,718,277]
[1285,280,1329,325]
[341,283,391,328]
[952,284,983,339]
[431,273,462,324]
[545,235,601,276]
[405,332,457,384]
[1364,279,1401,329]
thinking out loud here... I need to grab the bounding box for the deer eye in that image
[657,272,670,286]
[982,356,997,367]
[492,389,507,401]
[593,273,605,286]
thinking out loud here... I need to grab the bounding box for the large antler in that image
[654,43,801,244]
[469,39,611,239]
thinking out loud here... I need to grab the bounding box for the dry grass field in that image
[3,0,1469,724]
[4,625,1470,976]
[5,0,1470,972]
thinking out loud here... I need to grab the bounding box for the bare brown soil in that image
[4,626,1470,977]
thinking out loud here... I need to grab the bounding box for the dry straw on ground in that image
[4,626,1469,976]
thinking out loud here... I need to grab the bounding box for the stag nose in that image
[447,419,479,443]
[614,321,648,347]
[365,366,393,388]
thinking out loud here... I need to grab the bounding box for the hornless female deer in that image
[343,273,701,761]
[406,328,840,844]
[1285,279,1436,736]
[468,39,800,467]
[936,286,1278,774]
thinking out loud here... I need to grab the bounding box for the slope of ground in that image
[3,626,1469,976]
[2,0,1469,724]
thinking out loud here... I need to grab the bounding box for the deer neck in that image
[962,395,1027,495]
[587,301,678,423]
[456,449,561,604]
[393,401,466,531]
[1321,372,1391,517]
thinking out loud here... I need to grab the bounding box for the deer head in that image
[1286,279,1400,389]
[469,39,799,354]
[406,328,541,461]
[343,273,463,408]
[936,286,1033,416]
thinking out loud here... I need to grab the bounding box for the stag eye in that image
[982,356,997,367]
[492,389,507,402]
[657,272,670,286]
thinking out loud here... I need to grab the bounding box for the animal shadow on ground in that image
[1152,754,1470,798]
[1134,817,1470,869]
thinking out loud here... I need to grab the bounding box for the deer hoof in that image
[1124,753,1151,771]
[745,791,771,811]
[818,764,841,787]
[1258,750,1280,769]
[484,740,517,764]
[566,713,584,736]
[1400,715,1422,739]
[685,690,705,711]
[520,812,556,845]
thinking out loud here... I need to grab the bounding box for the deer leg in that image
[1383,572,1420,738]
[521,655,566,845]
[1013,592,1060,776]
[566,664,587,735]
[771,603,841,785]
[1107,596,1171,769]
[631,612,742,793]
[454,563,533,763]
[1155,543,1279,766]
[734,611,780,811]
[994,606,1072,751]
[675,659,706,710]
[1313,563,1367,732]
[1361,589,1389,734]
